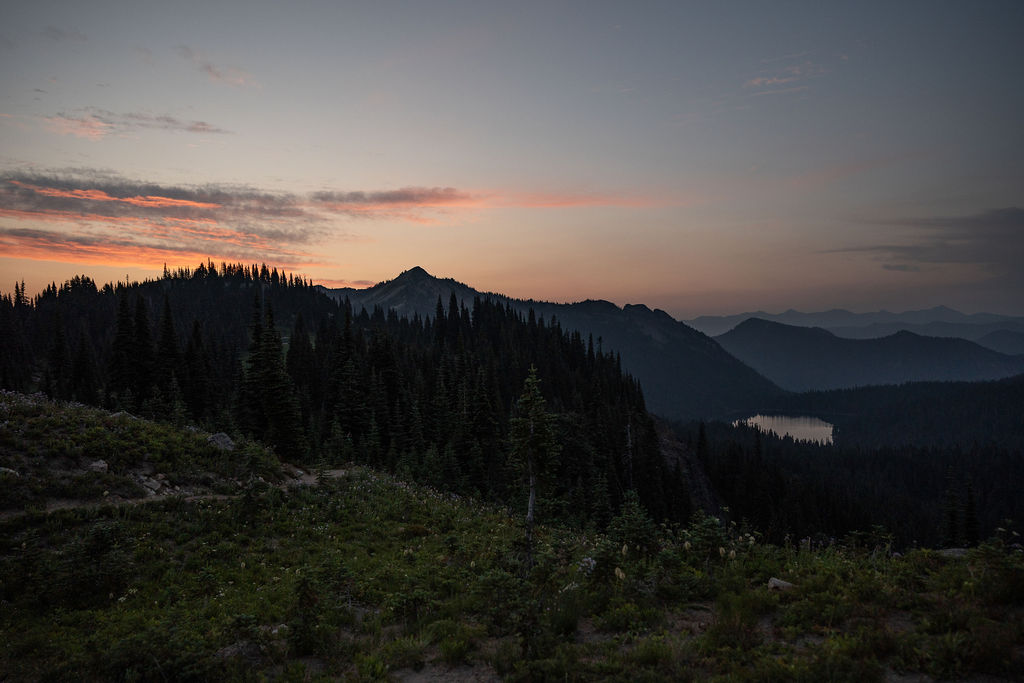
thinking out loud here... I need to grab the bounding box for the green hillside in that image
[1,395,1022,681]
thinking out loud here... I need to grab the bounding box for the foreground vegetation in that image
[2,397,1021,681]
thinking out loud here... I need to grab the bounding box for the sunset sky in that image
[2,1,1022,317]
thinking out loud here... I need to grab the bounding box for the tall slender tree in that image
[509,366,560,566]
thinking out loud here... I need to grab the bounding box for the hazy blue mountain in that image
[688,306,1021,337]
[826,319,1024,343]
[715,318,1024,392]
[323,267,783,420]
[976,329,1024,355]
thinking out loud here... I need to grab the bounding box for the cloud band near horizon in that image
[828,207,1024,281]
[0,170,662,270]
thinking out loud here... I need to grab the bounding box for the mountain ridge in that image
[716,317,1024,392]
[322,267,783,420]
[688,305,1024,337]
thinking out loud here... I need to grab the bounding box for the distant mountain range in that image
[715,318,1024,392]
[322,268,1024,408]
[688,306,1024,354]
[322,267,782,420]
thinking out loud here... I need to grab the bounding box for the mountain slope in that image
[325,267,782,420]
[715,318,1024,391]
[688,305,1023,337]
[977,329,1024,355]
[826,319,1024,344]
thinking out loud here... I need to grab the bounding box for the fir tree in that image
[156,295,180,396]
[508,366,561,566]
[132,296,155,404]
[108,296,135,403]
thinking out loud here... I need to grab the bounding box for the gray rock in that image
[215,640,261,662]
[938,548,968,558]
[88,459,108,473]
[767,577,797,591]
[208,432,235,451]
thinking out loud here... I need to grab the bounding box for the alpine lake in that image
[734,414,835,445]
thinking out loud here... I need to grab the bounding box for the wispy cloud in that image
[0,171,325,268]
[44,113,110,139]
[317,277,377,289]
[42,26,87,43]
[744,58,827,96]
[0,170,661,268]
[497,190,669,209]
[175,45,258,88]
[829,208,1024,278]
[134,46,155,66]
[744,75,798,88]
[311,187,666,222]
[44,108,231,139]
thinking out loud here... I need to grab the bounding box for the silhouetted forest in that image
[0,262,687,530]
[775,379,1024,451]
[676,421,1022,548]
[2,262,1021,546]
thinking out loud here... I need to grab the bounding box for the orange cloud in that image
[0,226,329,270]
[10,181,221,209]
[1,170,676,273]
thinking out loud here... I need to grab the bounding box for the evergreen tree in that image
[942,468,960,547]
[71,328,100,404]
[963,482,980,547]
[132,296,155,404]
[508,367,561,565]
[108,296,135,403]
[182,320,212,423]
[156,295,180,396]
[46,315,72,400]
[255,305,306,460]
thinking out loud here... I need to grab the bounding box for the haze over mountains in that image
[716,318,1024,392]
[688,307,1024,355]
[322,267,782,421]
[323,267,1024,412]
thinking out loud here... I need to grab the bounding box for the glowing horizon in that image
[1,2,1021,318]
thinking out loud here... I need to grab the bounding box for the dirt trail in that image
[0,465,348,521]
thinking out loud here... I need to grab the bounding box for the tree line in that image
[0,262,690,530]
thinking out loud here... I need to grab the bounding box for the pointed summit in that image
[398,266,432,280]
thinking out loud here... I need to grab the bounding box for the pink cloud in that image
[175,45,259,88]
[44,113,110,139]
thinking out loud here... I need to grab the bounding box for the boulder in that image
[767,577,796,591]
[208,432,235,451]
[88,459,108,473]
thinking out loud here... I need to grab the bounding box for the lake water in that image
[735,414,834,445]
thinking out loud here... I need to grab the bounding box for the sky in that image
[1,1,1022,318]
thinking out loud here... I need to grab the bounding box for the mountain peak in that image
[397,266,433,280]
